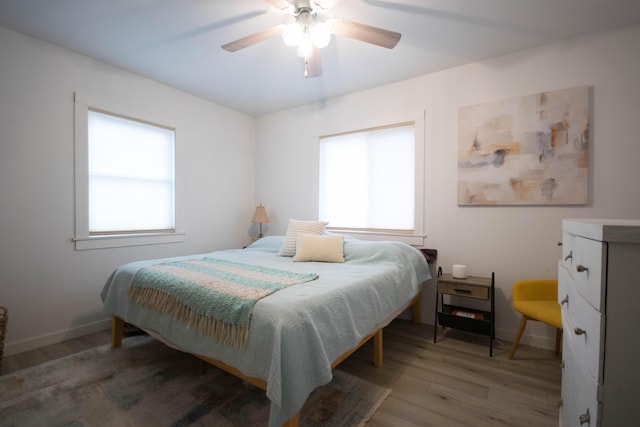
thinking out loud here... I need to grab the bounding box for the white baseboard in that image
[3,318,111,357]
[403,317,558,352]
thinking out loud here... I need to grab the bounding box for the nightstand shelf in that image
[434,273,495,356]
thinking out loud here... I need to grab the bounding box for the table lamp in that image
[251,203,269,239]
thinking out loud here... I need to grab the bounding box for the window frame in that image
[317,113,425,246]
[73,92,185,250]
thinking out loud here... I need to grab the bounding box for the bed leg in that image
[282,412,300,427]
[411,292,422,324]
[111,316,124,348]
[373,329,383,368]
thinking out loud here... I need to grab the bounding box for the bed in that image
[100,233,430,427]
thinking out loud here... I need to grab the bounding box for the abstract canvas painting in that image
[458,86,589,205]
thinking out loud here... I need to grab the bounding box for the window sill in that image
[73,232,185,250]
[329,230,426,247]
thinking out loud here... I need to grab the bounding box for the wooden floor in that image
[1,319,561,426]
[339,321,561,426]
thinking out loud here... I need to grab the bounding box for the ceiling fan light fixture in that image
[296,34,314,58]
[310,21,331,48]
[282,22,303,47]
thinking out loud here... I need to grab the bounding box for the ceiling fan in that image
[221,0,401,78]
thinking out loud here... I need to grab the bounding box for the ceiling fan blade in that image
[312,0,342,11]
[221,26,283,52]
[304,48,323,78]
[263,0,295,13]
[331,18,401,49]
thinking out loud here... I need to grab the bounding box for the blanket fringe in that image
[128,287,250,350]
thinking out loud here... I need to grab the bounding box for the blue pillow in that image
[245,235,286,252]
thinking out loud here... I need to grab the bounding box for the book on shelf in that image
[452,309,484,320]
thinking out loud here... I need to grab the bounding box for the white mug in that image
[452,264,467,279]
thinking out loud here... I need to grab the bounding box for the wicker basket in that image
[0,306,7,373]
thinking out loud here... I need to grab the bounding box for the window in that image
[318,118,425,245]
[88,111,175,234]
[74,93,184,250]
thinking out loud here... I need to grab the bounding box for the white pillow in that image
[278,219,328,257]
[293,233,345,263]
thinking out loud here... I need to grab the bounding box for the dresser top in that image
[563,219,640,243]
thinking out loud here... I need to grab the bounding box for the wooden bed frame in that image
[110,291,422,427]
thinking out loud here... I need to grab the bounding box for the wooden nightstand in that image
[434,273,495,356]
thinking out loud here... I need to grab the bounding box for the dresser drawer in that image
[560,267,605,382]
[562,234,607,311]
[561,342,600,427]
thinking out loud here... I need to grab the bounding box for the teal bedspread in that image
[101,236,430,427]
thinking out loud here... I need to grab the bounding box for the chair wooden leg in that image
[509,315,528,360]
[555,327,563,355]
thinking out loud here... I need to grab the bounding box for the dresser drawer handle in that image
[579,408,590,424]
[564,251,573,261]
[453,288,472,294]
[560,295,569,306]
[574,327,586,336]
[576,265,589,273]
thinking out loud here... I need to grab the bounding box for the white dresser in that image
[558,219,640,426]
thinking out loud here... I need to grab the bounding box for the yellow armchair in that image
[509,280,562,360]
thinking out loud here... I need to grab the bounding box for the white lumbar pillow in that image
[293,233,345,263]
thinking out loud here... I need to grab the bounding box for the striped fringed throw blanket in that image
[128,257,318,350]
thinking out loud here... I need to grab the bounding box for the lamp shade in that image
[251,204,269,224]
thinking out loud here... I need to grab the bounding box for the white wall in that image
[0,26,257,356]
[256,24,640,349]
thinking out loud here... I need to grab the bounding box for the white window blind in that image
[87,110,175,234]
[319,123,416,233]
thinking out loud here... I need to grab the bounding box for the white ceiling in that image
[1,0,639,116]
